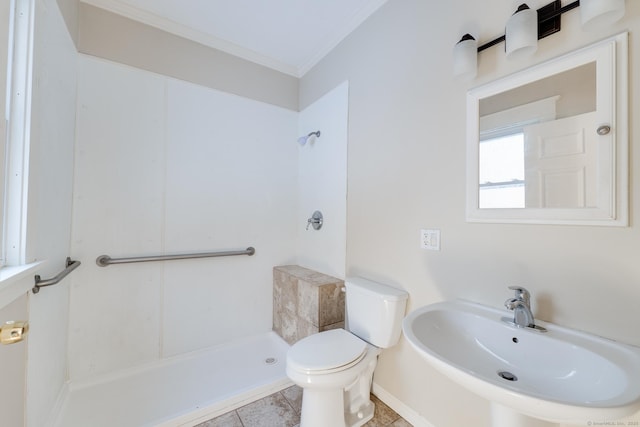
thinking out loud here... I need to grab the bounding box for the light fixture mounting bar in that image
[478,35,506,53]
[477,0,580,53]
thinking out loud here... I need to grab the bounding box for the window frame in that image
[2,0,34,267]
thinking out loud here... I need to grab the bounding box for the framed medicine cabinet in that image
[466,32,628,226]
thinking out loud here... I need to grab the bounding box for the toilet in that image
[286,276,408,427]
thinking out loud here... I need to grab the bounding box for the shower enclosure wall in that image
[56,55,348,425]
[69,55,299,381]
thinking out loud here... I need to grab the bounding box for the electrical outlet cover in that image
[420,229,440,251]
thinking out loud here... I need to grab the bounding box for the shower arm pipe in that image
[95,247,255,267]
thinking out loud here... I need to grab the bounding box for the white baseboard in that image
[372,382,435,427]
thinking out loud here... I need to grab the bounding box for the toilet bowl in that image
[286,277,408,427]
[287,329,381,427]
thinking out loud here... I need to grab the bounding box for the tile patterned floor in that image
[195,385,412,427]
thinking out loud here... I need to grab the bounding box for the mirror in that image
[466,32,628,226]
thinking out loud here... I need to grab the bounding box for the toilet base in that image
[296,348,379,427]
[345,399,375,427]
[299,388,375,427]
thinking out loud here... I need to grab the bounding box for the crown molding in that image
[80,0,300,77]
[80,0,388,78]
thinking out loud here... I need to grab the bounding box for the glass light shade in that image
[505,4,538,60]
[453,34,477,80]
[581,0,625,30]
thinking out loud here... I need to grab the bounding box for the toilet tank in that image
[345,277,408,348]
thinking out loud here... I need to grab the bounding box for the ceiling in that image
[81,0,389,77]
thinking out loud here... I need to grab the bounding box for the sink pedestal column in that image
[491,403,558,427]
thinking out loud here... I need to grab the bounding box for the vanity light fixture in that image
[453,34,478,80]
[505,4,538,60]
[581,0,626,30]
[453,0,626,78]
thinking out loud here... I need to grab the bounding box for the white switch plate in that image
[420,229,440,251]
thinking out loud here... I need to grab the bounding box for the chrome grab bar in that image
[95,247,255,267]
[32,257,81,294]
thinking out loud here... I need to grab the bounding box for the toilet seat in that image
[287,329,368,374]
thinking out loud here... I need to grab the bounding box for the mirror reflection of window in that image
[479,133,525,208]
[478,97,559,209]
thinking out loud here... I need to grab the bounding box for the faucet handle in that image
[508,286,530,304]
[504,297,520,310]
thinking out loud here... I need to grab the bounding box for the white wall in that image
[296,81,348,279]
[300,1,640,426]
[25,0,77,425]
[69,55,298,381]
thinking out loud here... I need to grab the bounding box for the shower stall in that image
[53,56,347,426]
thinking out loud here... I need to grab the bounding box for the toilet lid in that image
[288,329,367,373]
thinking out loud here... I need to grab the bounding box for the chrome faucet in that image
[503,286,546,332]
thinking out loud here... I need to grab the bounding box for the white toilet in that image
[286,276,408,427]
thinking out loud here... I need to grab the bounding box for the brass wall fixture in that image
[0,320,29,345]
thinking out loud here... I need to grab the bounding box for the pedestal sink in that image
[402,300,640,426]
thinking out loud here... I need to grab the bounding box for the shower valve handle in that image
[306,211,323,230]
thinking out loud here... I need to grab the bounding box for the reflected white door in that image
[523,112,599,208]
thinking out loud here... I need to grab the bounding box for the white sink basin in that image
[402,300,640,425]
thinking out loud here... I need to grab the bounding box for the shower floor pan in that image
[54,331,291,427]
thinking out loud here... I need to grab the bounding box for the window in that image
[1,0,33,267]
[0,0,10,267]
